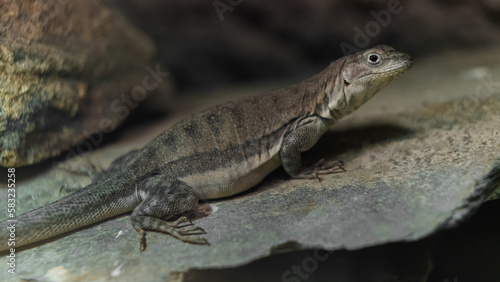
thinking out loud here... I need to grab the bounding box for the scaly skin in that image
[0,45,413,252]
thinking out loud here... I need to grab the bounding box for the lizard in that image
[0,45,413,252]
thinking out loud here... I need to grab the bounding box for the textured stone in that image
[0,0,171,167]
[0,47,499,281]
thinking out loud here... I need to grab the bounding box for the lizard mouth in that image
[377,60,413,75]
[359,60,414,80]
[383,59,414,73]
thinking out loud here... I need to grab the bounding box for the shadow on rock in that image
[306,123,414,163]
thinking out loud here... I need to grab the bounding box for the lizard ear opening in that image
[343,78,350,87]
[343,72,351,87]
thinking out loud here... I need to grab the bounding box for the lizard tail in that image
[1,175,137,251]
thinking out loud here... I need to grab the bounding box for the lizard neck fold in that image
[312,58,349,122]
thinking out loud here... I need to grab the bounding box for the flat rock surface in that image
[1,46,499,281]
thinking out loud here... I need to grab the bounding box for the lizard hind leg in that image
[57,150,139,194]
[130,175,209,252]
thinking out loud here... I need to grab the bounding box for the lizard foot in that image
[57,158,104,181]
[171,216,208,236]
[131,176,209,251]
[57,158,104,194]
[295,159,345,180]
[136,216,210,252]
[57,150,138,189]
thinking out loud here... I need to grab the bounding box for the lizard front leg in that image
[280,116,344,179]
[130,174,209,252]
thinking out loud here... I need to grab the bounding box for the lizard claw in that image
[295,159,346,180]
[193,238,211,246]
[171,216,194,228]
[178,226,207,236]
[133,216,210,251]
[139,230,147,252]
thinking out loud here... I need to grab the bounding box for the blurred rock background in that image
[104,0,500,91]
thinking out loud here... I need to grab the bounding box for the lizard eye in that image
[367,54,381,65]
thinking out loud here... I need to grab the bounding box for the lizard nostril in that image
[344,79,350,86]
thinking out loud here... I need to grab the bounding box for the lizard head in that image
[328,45,413,117]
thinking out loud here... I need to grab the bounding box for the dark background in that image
[104,0,500,92]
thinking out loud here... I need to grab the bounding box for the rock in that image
[0,0,172,167]
[0,47,499,281]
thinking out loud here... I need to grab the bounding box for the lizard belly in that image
[180,154,282,200]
